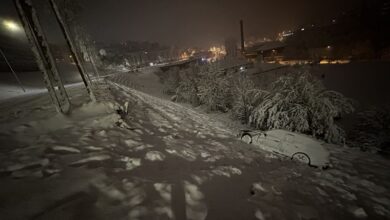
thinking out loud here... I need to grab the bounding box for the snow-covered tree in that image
[175,66,201,106]
[232,74,267,123]
[160,67,180,95]
[197,70,232,112]
[249,72,354,143]
[55,0,102,71]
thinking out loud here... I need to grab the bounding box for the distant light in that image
[201,57,206,61]
[320,60,330,65]
[240,66,245,71]
[332,19,336,23]
[301,28,305,31]
[2,20,21,32]
[327,45,332,49]
[149,62,154,66]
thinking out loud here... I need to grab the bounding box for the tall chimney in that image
[240,19,245,53]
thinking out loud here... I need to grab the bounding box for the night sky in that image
[1,0,362,48]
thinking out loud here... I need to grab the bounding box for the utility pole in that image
[240,19,245,53]
[0,48,25,92]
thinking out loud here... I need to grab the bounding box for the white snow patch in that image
[252,182,267,193]
[85,146,104,151]
[98,130,107,137]
[134,144,154,151]
[158,127,167,133]
[255,209,266,220]
[120,157,141,170]
[145,151,165,161]
[125,139,141,147]
[92,179,126,202]
[191,175,208,185]
[5,158,49,172]
[371,197,390,206]
[154,183,172,202]
[373,204,390,216]
[351,207,368,218]
[49,146,81,154]
[154,206,174,219]
[128,207,148,219]
[154,183,174,219]
[165,149,177,155]
[184,181,207,220]
[204,155,223,163]
[70,155,111,166]
[316,187,329,197]
[200,151,211,158]
[211,166,242,178]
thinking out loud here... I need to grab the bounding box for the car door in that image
[280,132,295,155]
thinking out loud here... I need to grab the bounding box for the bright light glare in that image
[3,20,21,32]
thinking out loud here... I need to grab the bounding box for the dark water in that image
[311,61,390,108]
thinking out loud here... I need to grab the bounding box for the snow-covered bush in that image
[160,67,180,95]
[175,67,201,106]
[174,65,233,111]
[249,72,354,143]
[348,106,390,154]
[197,71,233,112]
[232,75,267,123]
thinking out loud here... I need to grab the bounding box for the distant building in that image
[96,41,180,67]
[245,41,286,62]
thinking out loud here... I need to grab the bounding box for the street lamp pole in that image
[0,47,25,92]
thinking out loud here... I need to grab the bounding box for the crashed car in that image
[239,129,330,168]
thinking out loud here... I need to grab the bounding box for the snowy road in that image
[0,71,389,219]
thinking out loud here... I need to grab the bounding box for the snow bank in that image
[19,101,119,133]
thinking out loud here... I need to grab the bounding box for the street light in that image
[2,19,21,33]
[0,19,25,92]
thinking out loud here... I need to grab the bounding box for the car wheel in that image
[291,152,311,166]
[241,133,252,144]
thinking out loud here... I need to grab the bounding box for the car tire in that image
[241,133,252,144]
[291,152,311,166]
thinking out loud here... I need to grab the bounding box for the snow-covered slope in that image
[0,72,389,220]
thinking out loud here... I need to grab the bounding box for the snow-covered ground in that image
[0,68,389,220]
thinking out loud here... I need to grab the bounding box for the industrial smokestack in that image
[240,19,245,53]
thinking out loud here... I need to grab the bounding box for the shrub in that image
[249,72,354,143]
[197,71,233,112]
[175,66,201,106]
[160,67,180,95]
[232,74,267,123]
